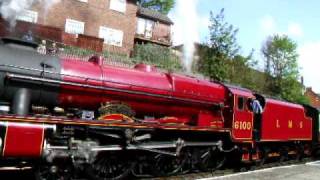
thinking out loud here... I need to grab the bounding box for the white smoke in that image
[0,0,60,26]
[174,0,199,73]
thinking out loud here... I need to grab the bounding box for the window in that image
[237,97,245,111]
[110,0,126,13]
[99,26,124,47]
[137,18,146,35]
[65,19,85,35]
[77,0,88,2]
[136,18,154,38]
[16,10,38,23]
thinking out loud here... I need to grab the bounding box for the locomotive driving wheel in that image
[151,151,190,176]
[35,161,74,180]
[86,152,135,180]
[198,148,226,172]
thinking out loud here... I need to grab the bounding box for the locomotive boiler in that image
[0,37,319,180]
[0,37,226,126]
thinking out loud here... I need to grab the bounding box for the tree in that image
[137,0,175,14]
[262,35,308,103]
[196,9,240,82]
[226,52,262,91]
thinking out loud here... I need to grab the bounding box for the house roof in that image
[137,7,173,25]
[306,87,320,97]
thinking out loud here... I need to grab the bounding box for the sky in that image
[169,0,320,93]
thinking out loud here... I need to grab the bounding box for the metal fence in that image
[59,53,134,69]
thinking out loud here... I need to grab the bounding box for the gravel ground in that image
[198,161,320,180]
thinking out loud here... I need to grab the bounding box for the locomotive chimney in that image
[12,88,31,116]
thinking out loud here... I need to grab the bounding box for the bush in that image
[133,44,183,71]
[62,45,96,57]
[102,50,134,66]
[61,44,183,72]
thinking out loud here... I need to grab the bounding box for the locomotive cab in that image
[303,104,319,143]
[226,85,255,142]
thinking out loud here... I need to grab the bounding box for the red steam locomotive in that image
[0,37,319,179]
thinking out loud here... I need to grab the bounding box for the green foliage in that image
[61,44,182,71]
[281,77,310,104]
[196,9,240,82]
[197,45,228,81]
[133,43,183,71]
[226,52,263,91]
[194,9,308,105]
[262,34,308,104]
[63,45,95,56]
[208,9,240,58]
[138,0,175,14]
[102,50,134,65]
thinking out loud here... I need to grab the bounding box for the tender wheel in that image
[86,152,135,180]
[296,145,304,161]
[279,148,289,165]
[312,147,320,160]
[257,148,270,166]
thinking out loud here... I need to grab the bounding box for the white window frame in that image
[110,0,126,13]
[99,26,124,47]
[137,18,146,35]
[16,10,38,23]
[65,19,85,35]
[136,17,154,38]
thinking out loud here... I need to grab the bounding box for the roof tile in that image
[138,7,173,25]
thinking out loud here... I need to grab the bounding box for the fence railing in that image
[59,52,134,69]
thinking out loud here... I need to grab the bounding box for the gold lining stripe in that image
[39,123,45,156]
[2,122,8,156]
[0,116,232,133]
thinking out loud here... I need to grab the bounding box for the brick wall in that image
[0,19,9,37]
[32,0,137,56]
[305,87,320,109]
[0,18,62,42]
[77,34,104,52]
[16,21,63,42]
[0,17,104,52]
[153,22,171,44]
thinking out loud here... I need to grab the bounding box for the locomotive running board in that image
[45,140,222,157]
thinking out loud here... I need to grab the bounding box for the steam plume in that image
[175,0,199,73]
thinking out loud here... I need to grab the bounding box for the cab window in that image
[237,96,245,111]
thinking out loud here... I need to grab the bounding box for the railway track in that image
[0,158,314,180]
[147,158,314,180]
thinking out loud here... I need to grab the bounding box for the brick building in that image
[135,7,173,47]
[304,87,320,109]
[0,0,173,56]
